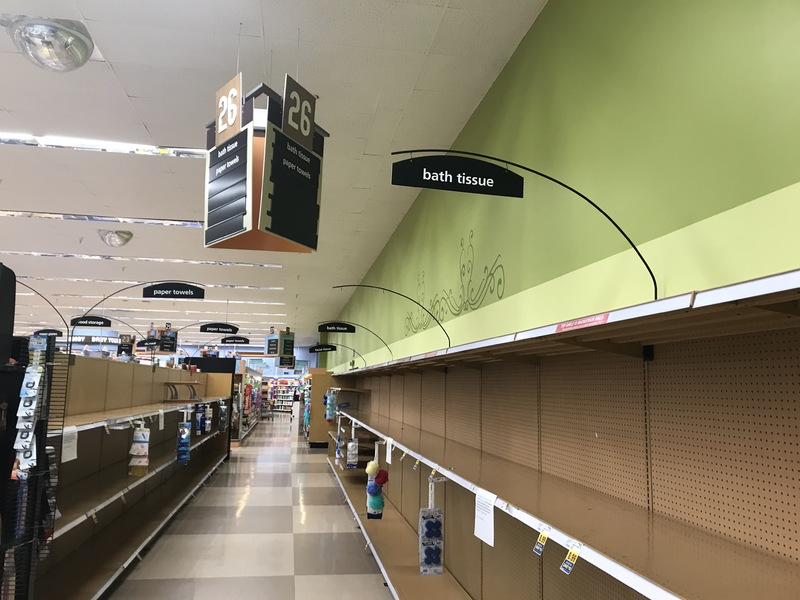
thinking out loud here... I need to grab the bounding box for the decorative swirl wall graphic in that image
[405,230,505,336]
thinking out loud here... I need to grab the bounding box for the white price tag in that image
[474,487,498,547]
[62,426,79,462]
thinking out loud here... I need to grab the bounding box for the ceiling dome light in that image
[98,230,134,247]
[6,17,94,72]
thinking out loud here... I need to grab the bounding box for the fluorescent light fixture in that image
[48,294,285,302]
[0,132,35,143]
[0,131,206,158]
[17,277,285,293]
[0,250,282,268]
[0,210,203,228]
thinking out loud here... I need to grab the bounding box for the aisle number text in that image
[215,73,242,146]
[282,74,316,151]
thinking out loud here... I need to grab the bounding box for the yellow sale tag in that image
[533,531,548,555]
[560,545,581,575]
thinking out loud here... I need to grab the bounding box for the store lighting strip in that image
[18,276,285,292]
[0,131,206,159]
[50,294,285,301]
[41,305,287,316]
[0,210,203,228]
[0,250,281,269]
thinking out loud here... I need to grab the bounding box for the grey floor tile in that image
[225,463,293,474]
[206,472,293,487]
[290,462,331,474]
[169,505,294,534]
[293,487,345,506]
[292,472,337,488]
[128,533,294,579]
[190,487,293,507]
[112,576,295,599]
[293,533,380,576]
[293,505,360,534]
[294,575,390,600]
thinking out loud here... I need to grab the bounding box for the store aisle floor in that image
[111,412,391,600]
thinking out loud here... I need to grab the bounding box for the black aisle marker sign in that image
[34,329,62,337]
[279,355,296,368]
[266,338,279,355]
[143,283,205,300]
[70,315,112,328]
[259,123,322,251]
[200,322,239,334]
[222,336,250,345]
[309,344,337,353]
[137,338,159,349]
[392,155,524,198]
[205,126,253,247]
[318,322,356,333]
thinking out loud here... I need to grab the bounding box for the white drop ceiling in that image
[0,0,547,350]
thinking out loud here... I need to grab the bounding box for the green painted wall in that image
[324,0,800,370]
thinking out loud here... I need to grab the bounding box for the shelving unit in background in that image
[302,368,332,447]
[271,378,298,412]
[233,370,261,444]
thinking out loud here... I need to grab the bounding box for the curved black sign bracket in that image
[329,342,367,369]
[318,319,394,360]
[392,149,658,300]
[332,284,451,348]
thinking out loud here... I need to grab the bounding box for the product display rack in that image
[49,398,228,541]
[33,356,233,599]
[327,270,800,600]
[233,371,261,444]
[302,368,333,447]
[270,378,298,412]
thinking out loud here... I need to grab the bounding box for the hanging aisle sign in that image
[203,73,327,253]
[318,322,356,333]
[221,336,250,345]
[309,344,337,353]
[143,283,205,300]
[70,315,112,328]
[205,124,254,246]
[392,154,524,198]
[258,121,322,250]
[200,322,239,334]
[33,329,62,337]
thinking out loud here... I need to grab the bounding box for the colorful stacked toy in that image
[365,460,389,519]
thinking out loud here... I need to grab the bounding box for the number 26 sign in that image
[282,74,316,151]
[215,73,242,146]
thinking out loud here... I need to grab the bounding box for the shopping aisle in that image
[110,413,392,599]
